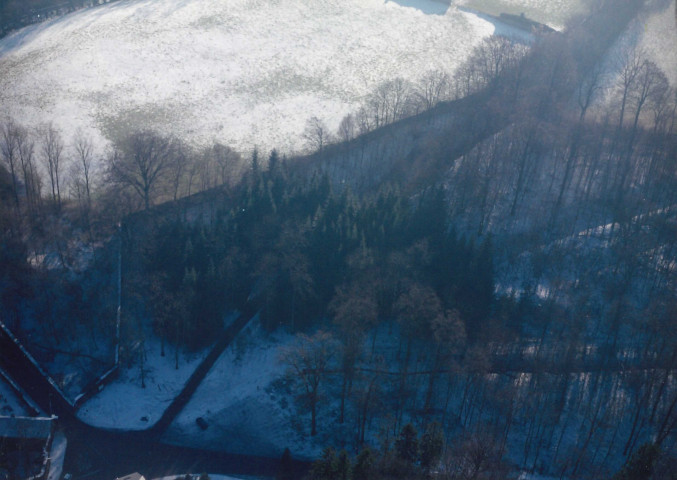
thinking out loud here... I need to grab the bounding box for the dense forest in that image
[1,0,676,478]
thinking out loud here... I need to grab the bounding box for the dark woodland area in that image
[1,0,676,478]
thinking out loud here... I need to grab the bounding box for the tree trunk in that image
[311,389,318,436]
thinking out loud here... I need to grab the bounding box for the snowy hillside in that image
[603,0,677,88]
[0,0,494,157]
[596,0,677,110]
[456,0,589,30]
[638,0,677,86]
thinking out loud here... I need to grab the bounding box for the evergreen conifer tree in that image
[395,423,420,465]
[612,443,660,480]
[353,447,374,480]
[311,447,338,480]
[336,449,351,480]
[277,447,294,480]
[420,422,444,472]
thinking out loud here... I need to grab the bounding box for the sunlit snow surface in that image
[639,0,677,86]
[598,0,677,109]
[0,0,494,156]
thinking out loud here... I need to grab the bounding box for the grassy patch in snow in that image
[97,102,187,144]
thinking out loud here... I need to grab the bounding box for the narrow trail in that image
[147,312,254,439]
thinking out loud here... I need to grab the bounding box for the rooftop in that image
[116,473,146,480]
[0,415,54,439]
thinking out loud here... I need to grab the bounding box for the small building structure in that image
[116,473,146,480]
[0,415,58,480]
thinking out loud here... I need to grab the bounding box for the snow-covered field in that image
[76,336,209,430]
[162,320,322,459]
[0,0,495,157]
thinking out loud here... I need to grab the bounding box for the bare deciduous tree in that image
[211,142,242,187]
[453,36,528,99]
[1,118,22,208]
[425,309,466,411]
[338,113,356,144]
[39,122,64,211]
[442,431,506,480]
[330,281,378,423]
[366,78,414,128]
[303,116,332,153]
[577,60,606,121]
[16,125,41,215]
[628,59,669,138]
[168,139,189,201]
[70,129,95,225]
[355,106,373,135]
[107,130,176,210]
[614,45,645,130]
[194,149,217,193]
[281,330,336,436]
[415,69,450,111]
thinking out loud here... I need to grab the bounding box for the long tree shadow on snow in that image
[386,0,451,15]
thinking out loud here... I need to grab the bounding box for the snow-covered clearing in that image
[0,0,494,158]
[76,335,209,430]
[162,319,321,459]
[161,319,414,459]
